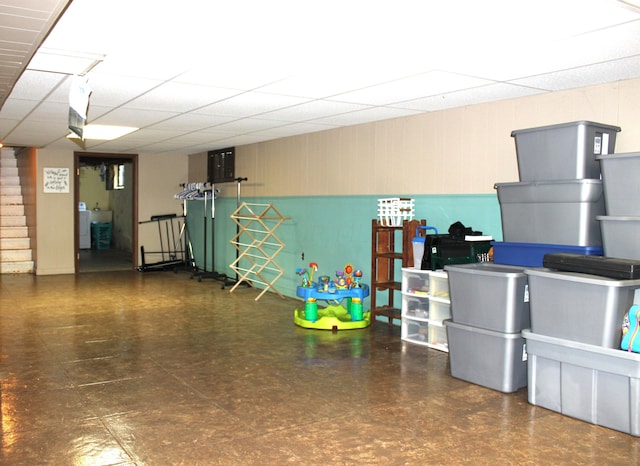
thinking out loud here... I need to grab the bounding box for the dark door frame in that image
[73,151,139,272]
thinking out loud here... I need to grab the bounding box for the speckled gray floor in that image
[0,271,637,465]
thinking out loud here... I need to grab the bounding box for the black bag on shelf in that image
[421,221,489,270]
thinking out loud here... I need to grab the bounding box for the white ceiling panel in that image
[211,118,294,132]
[331,72,496,106]
[79,74,164,107]
[256,100,373,121]
[395,83,546,112]
[250,122,342,139]
[174,66,290,92]
[0,98,40,119]
[26,100,69,120]
[0,118,20,135]
[6,119,69,146]
[147,113,238,132]
[512,55,640,91]
[126,82,243,113]
[89,107,180,127]
[311,107,424,126]
[0,0,639,154]
[7,69,67,100]
[196,92,313,118]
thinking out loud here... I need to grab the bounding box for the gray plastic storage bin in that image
[525,268,640,348]
[445,319,528,393]
[598,215,640,260]
[445,263,530,333]
[511,121,620,181]
[495,180,605,247]
[523,330,640,437]
[597,152,640,216]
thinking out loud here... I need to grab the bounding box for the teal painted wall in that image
[188,194,502,302]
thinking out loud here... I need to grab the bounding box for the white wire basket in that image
[377,198,415,226]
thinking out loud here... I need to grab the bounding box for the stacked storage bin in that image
[492,121,620,266]
[523,267,640,436]
[509,123,640,436]
[596,152,640,260]
[444,262,530,393]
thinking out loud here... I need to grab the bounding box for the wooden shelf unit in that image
[370,218,426,325]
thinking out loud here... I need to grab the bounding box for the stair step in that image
[0,226,28,238]
[0,237,30,249]
[0,261,34,274]
[0,216,26,227]
[1,249,32,261]
[0,185,22,196]
[0,159,17,169]
[0,176,20,186]
[0,167,18,177]
[1,195,24,205]
[0,152,17,163]
[0,205,24,216]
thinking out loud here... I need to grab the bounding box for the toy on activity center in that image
[294,262,370,330]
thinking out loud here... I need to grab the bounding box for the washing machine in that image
[79,203,91,249]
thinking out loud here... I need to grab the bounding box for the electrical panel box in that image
[207,147,235,183]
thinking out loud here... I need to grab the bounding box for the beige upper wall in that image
[35,148,76,275]
[219,78,640,199]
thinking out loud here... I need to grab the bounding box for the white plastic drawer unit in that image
[401,268,450,352]
[402,294,429,320]
[401,318,430,345]
[402,269,429,296]
[429,270,450,301]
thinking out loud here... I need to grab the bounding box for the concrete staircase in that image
[1,148,34,274]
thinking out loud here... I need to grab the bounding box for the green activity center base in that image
[294,303,371,330]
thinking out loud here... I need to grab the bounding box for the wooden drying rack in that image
[228,202,290,301]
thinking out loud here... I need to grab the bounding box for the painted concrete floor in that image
[0,270,638,465]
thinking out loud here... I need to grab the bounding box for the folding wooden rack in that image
[229,202,290,301]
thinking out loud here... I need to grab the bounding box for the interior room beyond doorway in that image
[76,152,138,273]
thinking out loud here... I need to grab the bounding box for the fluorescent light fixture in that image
[66,125,138,140]
[28,48,105,75]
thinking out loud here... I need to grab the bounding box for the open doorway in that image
[74,152,138,273]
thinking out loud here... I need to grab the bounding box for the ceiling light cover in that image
[66,125,138,140]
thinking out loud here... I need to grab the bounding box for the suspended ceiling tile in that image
[196,91,312,118]
[2,0,640,153]
[210,117,294,133]
[71,73,164,107]
[175,66,290,92]
[396,83,547,112]
[256,99,373,122]
[0,98,39,119]
[513,55,640,91]
[147,113,238,132]
[0,117,20,135]
[7,69,66,100]
[126,82,244,112]
[250,121,341,139]
[310,106,425,126]
[25,100,68,120]
[4,119,68,146]
[90,107,180,127]
[256,69,430,99]
[330,71,496,106]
